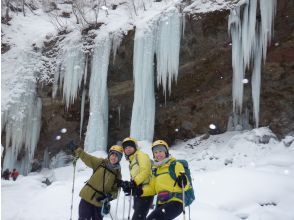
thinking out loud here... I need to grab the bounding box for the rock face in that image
[37,0,294,160]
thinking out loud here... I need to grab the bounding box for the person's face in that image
[109,153,119,164]
[124,146,135,156]
[153,150,166,161]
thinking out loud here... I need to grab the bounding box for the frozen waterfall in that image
[130,27,156,141]
[2,91,42,175]
[55,43,85,109]
[229,0,276,128]
[130,9,182,141]
[156,10,181,97]
[84,36,111,152]
[2,50,42,175]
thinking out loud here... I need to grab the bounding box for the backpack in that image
[169,160,195,206]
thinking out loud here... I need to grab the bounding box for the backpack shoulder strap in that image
[168,160,178,181]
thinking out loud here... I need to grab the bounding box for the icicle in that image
[182,13,186,37]
[84,36,111,152]
[84,53,89,86]
[251,35,262,128]
[241,0,257,69]
[156,9,182,96]
[260,0,276,62]
[229,7,244,113]
[228,0,276,128]
[130,26,156,141]
[2,87,42,175]
[80,88,87,139]
[112,32,123,64]
[62,45,85,109]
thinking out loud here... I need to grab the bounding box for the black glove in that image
[96,193,112,202]
[132,184,143,197]
[120,180,136,195]
[67,140,78,152]
[117,179,124,188]
[176,173,187,188]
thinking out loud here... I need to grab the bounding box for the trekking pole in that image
[115,189,121,220]
[180,172,186,220]
[127,189,132,220]
[70,157,78,220]
[123,193,126,219]
[188,205,191,220]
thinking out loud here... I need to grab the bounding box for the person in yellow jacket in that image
[71,144,123,220]
[142,140,189,220]
[118,137,154,220]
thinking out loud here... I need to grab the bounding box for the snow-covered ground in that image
[2,127,294,220]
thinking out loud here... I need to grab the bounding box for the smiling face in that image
[153,150,167,162]
[109,153,119,165]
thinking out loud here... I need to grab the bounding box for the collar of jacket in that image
[105,160,121,170]
[154,156,176,168]
[127,149,139,162]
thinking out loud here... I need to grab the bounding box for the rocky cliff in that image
[36,0,294,161]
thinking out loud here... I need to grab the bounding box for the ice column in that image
[2,95,42,175]
[84,36,111,152]
[130,27,156,141]
[130,9,182,141]
[228,7,244,113]
[229,0,276,128]
[60,45,85,109]
[2,51,42,175]
[156,10,181,97]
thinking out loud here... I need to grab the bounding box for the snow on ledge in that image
[184,0,237,14]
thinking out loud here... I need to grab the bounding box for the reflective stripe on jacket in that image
[128,149,152,188]
[75,148,122,207]
[142,157,189,205]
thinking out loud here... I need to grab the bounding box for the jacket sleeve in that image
[75,148,102,169]
[133,152,151,185]
[109,170,122,200]
[142,175,156,196]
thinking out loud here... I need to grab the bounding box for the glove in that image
[132,184,143,197]
[117,179,124,188]
[120,180,136,195]
[96,193,112,202]
[67,140,78,152]
[176,173,187,188]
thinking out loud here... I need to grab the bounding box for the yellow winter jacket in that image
[75,148,121,207]
[128,149,152,190]
[142,157,189,205]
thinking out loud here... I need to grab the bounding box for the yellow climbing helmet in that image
[109,145,123,154]
[152,140,169,157]
[109,145,123,162]
[122,137,137,149]
[152,140,169,149]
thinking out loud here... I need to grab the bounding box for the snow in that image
[2,128,294,220]
[184,0,236,14]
